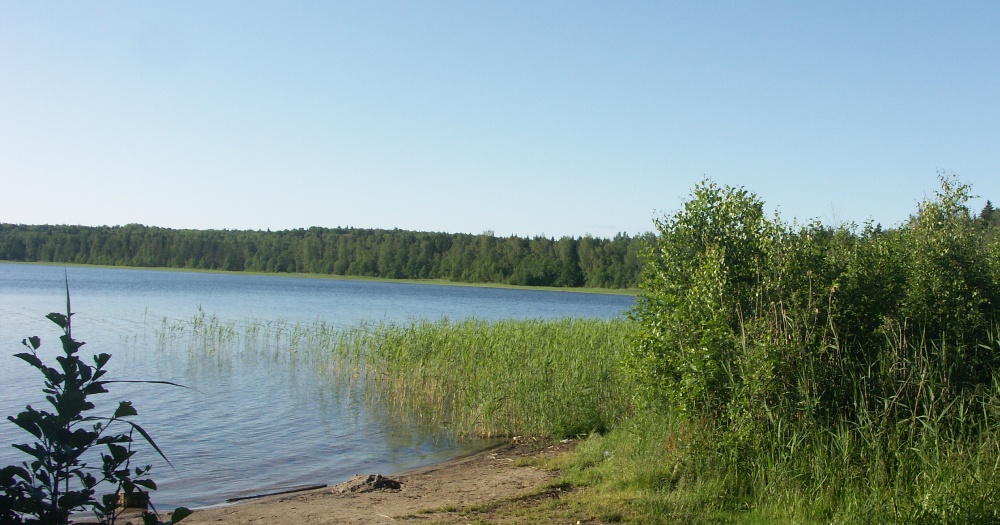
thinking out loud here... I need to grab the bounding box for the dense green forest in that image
[0,224,650,289]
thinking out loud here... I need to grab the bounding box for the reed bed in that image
[158,312,635,439]
[340,318,635,438]
[157,308,349,366]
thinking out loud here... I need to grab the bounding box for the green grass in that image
[535,326,1000,524]
[545,403,1000,524]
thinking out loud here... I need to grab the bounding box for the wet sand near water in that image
[170,440,573,525]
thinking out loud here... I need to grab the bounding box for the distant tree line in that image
[0,224,652,289]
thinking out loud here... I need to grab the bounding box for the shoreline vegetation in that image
[221,174,996,524]
[0,224,650,290]
[172,191,1000,523]
[174,315,635,439]
[9,175,1000,523]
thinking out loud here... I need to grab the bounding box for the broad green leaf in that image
[2,464,31,482]
[46,312,69,329]
[95,353,112,368]
[134,478,157,490]
[13,352,43,369]
[12,443,46,460]
[60,334,85,354]
[83,382,109,396]
[8,412,44,440]
[107,443,130,463]
[102,493,119,510]
[115,401,138,418]
[79,363,93,382]
[170,507,193,523]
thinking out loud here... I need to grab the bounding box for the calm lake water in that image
[0,262,634,509]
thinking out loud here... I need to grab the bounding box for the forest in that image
[0,224,650,289]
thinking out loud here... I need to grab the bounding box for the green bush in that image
[625,180,774,417]
[611,174,1000,522]
[899,175,1000,375]
[1,290,190,525]
[628,174,1000,430]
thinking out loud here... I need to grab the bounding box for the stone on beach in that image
[334,474,403,494]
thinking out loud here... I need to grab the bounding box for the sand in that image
[170,440,573,525]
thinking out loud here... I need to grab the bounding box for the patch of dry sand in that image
[174,441,572,525]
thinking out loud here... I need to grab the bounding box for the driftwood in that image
[226,484,328,503]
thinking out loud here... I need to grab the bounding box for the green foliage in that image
[981,200,998,229]
[901,174,999,347]
[0,225,649,289]
[553,379,1000,524]
[626,180,774,416]
[628,174,1000,420]
[1,290,190,525]
[609,173,1000,522]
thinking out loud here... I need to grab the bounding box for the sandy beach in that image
[170,440,574,525]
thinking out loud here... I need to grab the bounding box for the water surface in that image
[0,263,633,509]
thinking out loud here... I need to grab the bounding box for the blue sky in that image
[2,1,998,238]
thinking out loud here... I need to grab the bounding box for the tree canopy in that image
[0,224,649,289]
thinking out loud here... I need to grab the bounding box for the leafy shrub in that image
[628,174,1000,426]
[603,174,1000,522]
[625,180,774,417]
[899,175,999,364]
[0,289,190,525]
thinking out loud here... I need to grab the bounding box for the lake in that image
[0,262,634,509]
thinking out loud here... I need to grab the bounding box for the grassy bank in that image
[315,318,1000,523]
[541,337,1000,524]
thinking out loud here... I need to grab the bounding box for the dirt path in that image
[174,441,573,525]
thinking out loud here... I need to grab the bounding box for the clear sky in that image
[2,1,998,238]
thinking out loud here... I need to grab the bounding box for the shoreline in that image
[192,442,510,511]
[171,439,575,525]
[1,260,638,296]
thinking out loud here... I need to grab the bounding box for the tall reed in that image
[158,312,634,439]
[341,318,635,438]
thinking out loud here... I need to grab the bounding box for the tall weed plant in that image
[1,288,190,525]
